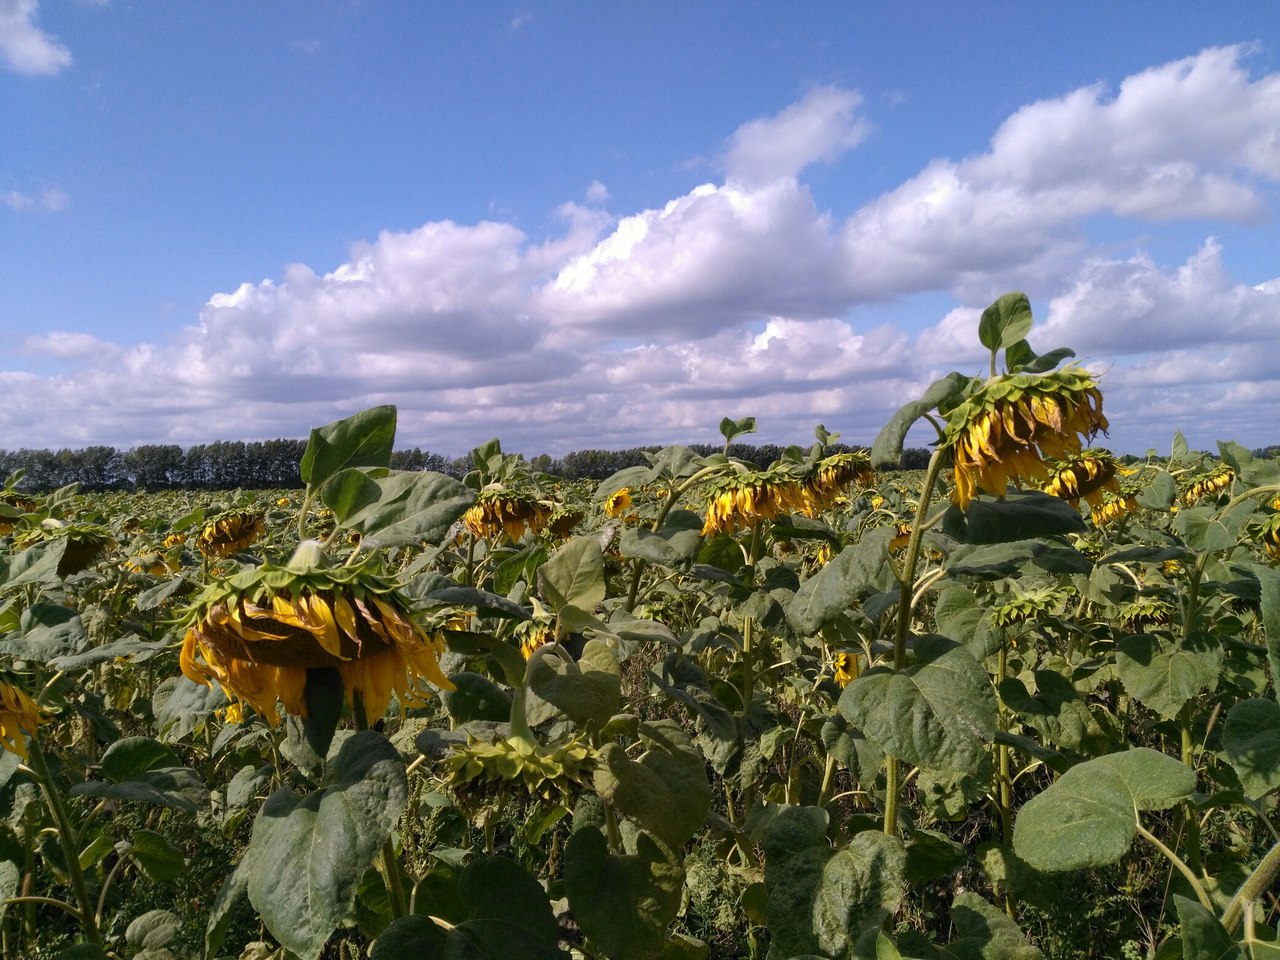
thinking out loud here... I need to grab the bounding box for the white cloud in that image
[4,185,68,211]
[724,85,870,188]
[0,0,72,75]
[3,46,1280,455]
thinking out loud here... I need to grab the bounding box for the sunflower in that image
[1258,514,1280,562]
[463,490,552,542]
[179,544,453,725]
[603,487,633,518]
[832,652,859,688]
[1180,465,1235,505]
[1040,449,1123,509]
[196,511,265,559]
[802,452,875,514]
[1091,491,1139,526]
[942,368,1108,509]
[0,679,44,759]
[701,469,814,537]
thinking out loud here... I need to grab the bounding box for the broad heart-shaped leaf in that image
[1012,748,1195,872]
[564,825,684,960]
[998,670,1114,756]
[1175,502,1257,555]
[1222,699,1280,800]
[720,415,757,443]
[870,373,968,468]
[152,675,227,743]
[979,291,1034,351]
[538,535,606,615]
[787,526,898,636]
[0,538,67,590]
[300,404,396,489]
[1,602,86,660]
[942,492,1086,545]
[1248,562,1280,698]
[813,832,908,958]
[620,511,704,569]
[371,857,567,959]
[70,766,208,812]
[127,829,186,882]
[100,736,180,782]
[1174,895,1247,960]
[838,638,997,773]
[1115,633,1223,720]
[320,468,473,548]
[592,720,712,849]
[940,892,1044,960]
[242,731,408,960]
[528,638,621,731]
[1137,470,1177,509]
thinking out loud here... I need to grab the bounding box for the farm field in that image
[1,296,1279,960]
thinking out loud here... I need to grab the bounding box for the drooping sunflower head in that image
[1090,489,1139,527]
[0,677,44,759]
[179,546,453,725]
[1040,449,1124,509]
[701,467,814,537]
[196,510,265,559]
[941,368,1108,509]
[15,518,116,574]
[1258,514,1280,563]
[991,585,1070,630]
[803,451,875,513]
[463,490,552,542]
[1180,465,1235,505]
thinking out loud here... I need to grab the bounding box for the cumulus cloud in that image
[0,0,72,75]
[3,45,1280,455]
[4,185,68,211]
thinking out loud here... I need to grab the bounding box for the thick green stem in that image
[27,738,102,947]
[1179,704,1203,876]
[883,448,947,836]
[1223,839,1280,935]
[1136,822,1213,912]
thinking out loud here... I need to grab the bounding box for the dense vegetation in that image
[2,294,1279,960]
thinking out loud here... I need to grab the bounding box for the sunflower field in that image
[1,293,1279,960]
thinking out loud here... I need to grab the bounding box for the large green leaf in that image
[0,539,68,590]
[839,639,996,773]
[538,535,606,615]
[998,669,1114,756]
[620,512,704,569]
[813,832,908,958]
[1,603,86,660]
[1249,563,1280,701]
[939,893,1044,959]
[528,638,621,731]
[592,720,712,849]
[786,526,897,636]
[1221,699,1280,800]
[1174,895,1247,960]
[943,492,1086,545]
[978,292,1033,351]
[1137,471,1177,509]
[70,766,208,813]
[870,373,968,468]
[1115,634,1222,720]
[242,731,408,960]
[321,469,473,548]
[127,829,187,883]
[299,405,396,489]
[1013,748,1195,872]
[564,826,684,960]
[1174,503,1256,555]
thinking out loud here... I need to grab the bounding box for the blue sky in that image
[3,1,1279,458]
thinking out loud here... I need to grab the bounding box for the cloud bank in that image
[5,44,1279,456]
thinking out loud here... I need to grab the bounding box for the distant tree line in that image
[0,439,940,492]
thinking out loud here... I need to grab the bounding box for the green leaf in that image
[538,535,606,615]
[1115,634,1222,720]
[943,892,1044,959]
[1,603,87,660]
[321,469,473,548]
[592,720,712,849]
[620,512,704,569]
[1174,895,1247,960]
[870,373,968,468]
[1137,471,1177,509]
[0,539,68,590]
[1175,503,1256,554]
[302,666,345,758]
[1247,562,1280,695]
[564,826,684,960]
[152,675,228,743]
[1221,699,1280,800]
[813,832,908,957]
[0,860,19,924]
[70,767,209,813]
[719,416,757,443]
[1012,748,1195,872]
[979,291,1034,351]
[839,639,997,773]
[128,830,187,883]
[528,638,621,731]
[299,405,397,489]
[101,737,181,782]
[242,731,408,960]
[787,526,897,635]
[204,857,250,960]
[126,910,182,951]
[943,492,1086,545]
[998,670,1113,755]
[442,671,514,724]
